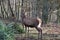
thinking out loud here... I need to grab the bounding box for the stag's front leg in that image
[27,27,29,38]
[25,27,27,40]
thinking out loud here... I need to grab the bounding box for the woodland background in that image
[0,0,60,40]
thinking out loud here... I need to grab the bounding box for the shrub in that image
[0,20,25,40]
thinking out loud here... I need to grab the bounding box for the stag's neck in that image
[21,14,26,18]
[37,17,42,29]
[21,9,26,18]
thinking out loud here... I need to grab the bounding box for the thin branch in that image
[1,1,4,18]
[2,2,8,18]
[7,0,15,17]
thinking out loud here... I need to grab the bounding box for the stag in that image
[21,13,42,40]
[21,9,42,40]
[21,0,42,40]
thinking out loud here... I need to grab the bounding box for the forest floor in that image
[15,23,60,40]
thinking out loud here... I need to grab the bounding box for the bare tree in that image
[7,0,15,18]
[42,0,49,24]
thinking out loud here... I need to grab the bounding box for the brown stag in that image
[21,9,42,40]
[21,0,42,40]
[22,13,42,37]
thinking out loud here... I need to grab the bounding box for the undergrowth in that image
[0,20,25,40]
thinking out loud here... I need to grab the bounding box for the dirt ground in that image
[15,23,60,40]
[15,34,60,40]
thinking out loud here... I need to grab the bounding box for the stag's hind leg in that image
[35,27,42,40]
[38,29,42,40]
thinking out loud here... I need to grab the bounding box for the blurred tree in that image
[7,0,15,18]
[42,0,49,24]
[56,9,60,23]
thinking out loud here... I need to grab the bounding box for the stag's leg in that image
[35,27,42,40]
[38,29,42,40]
[39,29,42,40]
[25,27,27,40]
[27,27,29,39]
[20,24,25,40]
